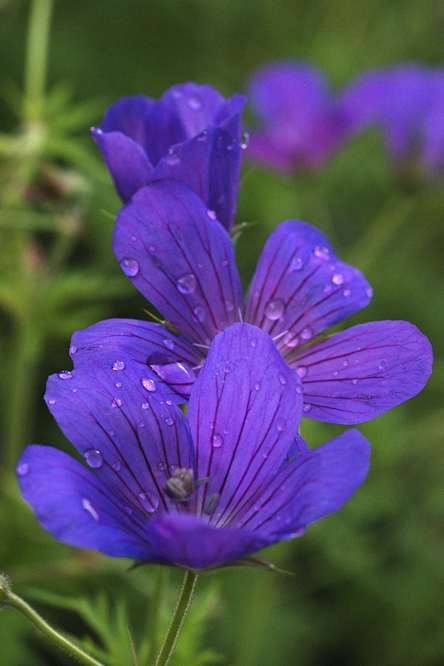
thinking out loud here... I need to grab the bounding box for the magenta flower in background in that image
[340,64,444,176]
[92,83,246,230]
[245,62,350,171]
[17,324,371,570]
[68,179,432,425]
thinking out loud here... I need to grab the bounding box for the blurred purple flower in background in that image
[69,179,432,425]
[92,82,246,230]
[341,64,444,176]
[245,62,350,171]
[17,324,370,570]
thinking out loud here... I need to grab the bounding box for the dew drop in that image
[366,287,373,298]
[324,285,333,294]
[48,398,56,405]
[303,404,312,413]
[58,370,72,380]
[289,256,303,271]
[82,498,99,521]
[164,145,181,165]
[250,338,258,347]
[343,359,349,367]
[197,130,207,142]
[84,449,103,469]
[300,327,313,341]
[141,377,156,392]
[112,461,121,472]
[241,131,250,149]
[193,305,205,322]
[163,338,174,350]
[17,461,29,477]
[72,388,78,393]
[223,361,235,373]
[108,430,114,436]
[313,246,330,261]
[343,289,351,297]
[295,366,307,379]
[112,398,122,408]
[139,421,145,428]
[276,417,285,432]
[291,527,305,538]
[138,492,159,513]
[378,359,387,369]
[131,235,137,242]
[207,209,217,220]
[279,373,287,385]
[332,273,344,285]
[165,417,174,426]
[187,94,202,110]
[283,332,299,348]
[157,462,167,471]
[296,385,303,394]
[115,382,122,388]
[333,371,339,377]
[264,298,285,321]
[225,300,234,312]
[352,379,358,385]
[69,345,78,355]
[211,433,224,448]
[149,245,156,253]
[112,360,125,371]
[222,259,229,267]
[177,273,197,294]
[254,381,261,391]
[120,258,139,277]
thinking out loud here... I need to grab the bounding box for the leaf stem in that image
[24,0,55,120]
[4,588,108,666]
[153,570,198,666]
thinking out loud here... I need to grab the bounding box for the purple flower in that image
[17,324,370,570]
[245,62,350,171]
[69,179,432,425]
[92,83,246,231]
[341,65,444,176]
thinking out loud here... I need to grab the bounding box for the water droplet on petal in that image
[332,273,344,285]
[289,256,303,271]
[120,258,139,277]
[131,235,137,242]
[193,305,205,322]
[141,377,156,392]
[142,402,149,410]
[177,273,197,294]
[165,417,174,426]
[112,360,125,371]
[352,379,358,385]
[108,430,114,436]
[139,421,145,428]
[115,382,122,388]
[72,388,78,393]
[276,417,285,432]
[250,338,258,348]
[333,371,339,377]
[197,130,207,142]
[222,259,229,267]
[58,370,72,380]
[223,361,235,373]
[112,461,121,472]
[291,527,306,538]
[211,433,224,448]
[82,498,99,521]
[207,209,217,220]
[164,145,181,165]
[254,382,261,391]
[343,289,351,297]
[300,327,313,341]
[241,131,250,149]
[343,360,349,367]
[296,385,303,394]
[279,373,287,385]
[283,332,299,348]
[187,94,202,110]
[265,298,285,321]
[157,462,167,471]
[313,246,330,261]
[149,245,156,253]
[225,300,234,312]
[378,359,387,369]
[303,404,312,413]
[295,366,307,379]
[84,449,103,469]
[17,461,29,476]
[112,398,122,408]
[366,287,373,298]
[138,491,159,513]
[48,398,56,405]
[163,338,174,350]
[69,345,77,355]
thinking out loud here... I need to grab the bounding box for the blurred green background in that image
[0,0,444,664]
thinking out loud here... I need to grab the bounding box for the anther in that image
[203,493,220,515]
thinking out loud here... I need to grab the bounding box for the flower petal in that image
[17,445,160,560]
[291,320,433,424]
[92,127,154,202]
[237,429,371,539]
[113,180,244,345]
[187,323,303,526]
[245,220,372,345]
[145,513,270,569]
[45,351,194,515]
[70,319,202,402]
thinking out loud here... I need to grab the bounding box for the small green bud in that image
[0,572,10,608]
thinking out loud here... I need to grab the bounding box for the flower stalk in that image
[24,0,55,121]
[153,569,198,666]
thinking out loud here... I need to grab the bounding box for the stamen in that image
[203,493,220,515]
[192,343,210,350]
[273,329,290,343]
[164,468,195,503]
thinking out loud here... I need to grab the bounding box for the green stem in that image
[24,0,55,120]
[5,590,108,666]
[153,570,198,666]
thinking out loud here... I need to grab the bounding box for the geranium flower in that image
[17,324,370,570]
[340,65,444,176]
[245,62,350,171]
[69,179,432,425]
[92,83,246,231]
